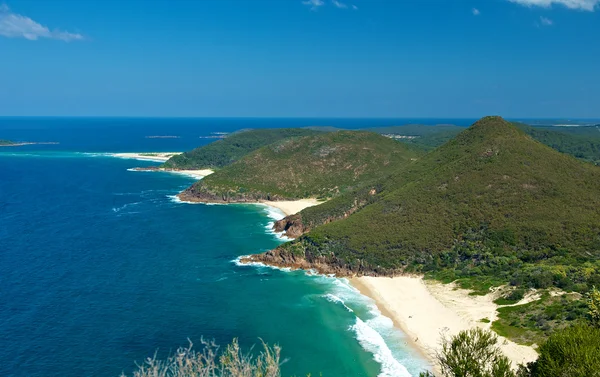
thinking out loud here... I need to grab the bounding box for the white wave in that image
[258,205,294,241]
[166,195,229,206]
[323,293,354,313]
[352,317,412,377]
[231,255,292,272]
[112,201,143,212]
[167,195,184,204]
[318,276,430,376]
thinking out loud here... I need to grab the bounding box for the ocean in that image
[0,118,465,377]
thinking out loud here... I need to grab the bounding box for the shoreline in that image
[111,152,182,162]
[259,198,320,217]
[350,276,539,373]
[130,167,214,180]
[176,193,321,217]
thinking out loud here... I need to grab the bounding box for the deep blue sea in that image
[0,118,473,377]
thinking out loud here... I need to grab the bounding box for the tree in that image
[526,324,600,377]
[587,286,600,327]
[420,328,516,377]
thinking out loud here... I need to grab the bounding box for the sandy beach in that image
[260,198,321,216]
[112,152,182,162]
[351,276,538,373]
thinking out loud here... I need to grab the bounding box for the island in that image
[0,140,59,147]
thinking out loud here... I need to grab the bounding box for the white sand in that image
[167,169,214,179]
[261,198,321,216]
[112,152,182,162]
[352,276,538,372]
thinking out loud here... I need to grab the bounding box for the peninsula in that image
[226,116,600,367]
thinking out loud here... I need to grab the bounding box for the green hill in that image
[255,117,600,292]
[179,131,423,203]
[0,139,16,146]
[161,128,321,170]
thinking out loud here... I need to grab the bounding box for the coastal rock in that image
[273,214,306,238]
[242,247,399,277]
[178,184,291,204]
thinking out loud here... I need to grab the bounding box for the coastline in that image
[111,152,182,162]
[259,198,320,217]
[176,193,321,217]
[350,276,539,373]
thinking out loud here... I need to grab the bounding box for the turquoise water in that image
[0,119,431,377]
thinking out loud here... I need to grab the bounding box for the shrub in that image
[526,324,600,377]
[420,328,516,377]
[120,338,282,377]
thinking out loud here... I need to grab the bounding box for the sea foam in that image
[234,258,428,376]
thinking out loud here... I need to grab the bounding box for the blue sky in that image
[0,0,598,118]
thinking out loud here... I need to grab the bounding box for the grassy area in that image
[491,292,587,345]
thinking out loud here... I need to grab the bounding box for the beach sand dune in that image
[352,276,538,374]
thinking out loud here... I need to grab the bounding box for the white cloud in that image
[0,4,83,41]
[540,15,554,24]
[472,7,481,15]
[508,0,600,11]
[332,0,348,8]
[352,4,359,10]
[302,0,325,10]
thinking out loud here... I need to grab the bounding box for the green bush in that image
[526,324,600,377]
[421,328,517,377]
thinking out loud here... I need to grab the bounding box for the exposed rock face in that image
[178,184,291,204]
[273,215,307,239]
[241,247,400,277]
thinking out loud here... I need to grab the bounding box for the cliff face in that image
[178,184,291,204]
[241,247,398,277]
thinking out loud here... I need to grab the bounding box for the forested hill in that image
[0,139,16,146]
[161,128,321,170]
[179,131,423,203]
[516,124,600,165]
[256,117,600,287]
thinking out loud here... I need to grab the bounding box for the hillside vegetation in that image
[162,128,321,170]
[251,116,600,342]
[517,123,600,165]
[180,131,422,202]
[261,117,600,284]
[0,139,15,145]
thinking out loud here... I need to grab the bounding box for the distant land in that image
[145,135,180,139]
[0,140,59,147]
[179,130,422,203]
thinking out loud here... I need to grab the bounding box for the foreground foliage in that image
[120,339,282,377]
[420,328,514,377]
[525,324,600,377]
